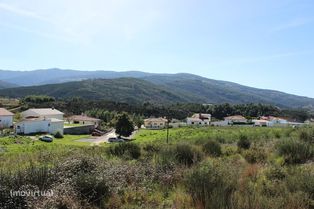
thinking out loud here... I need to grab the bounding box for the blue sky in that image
[0,0,313,97]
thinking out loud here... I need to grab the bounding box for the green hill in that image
[0,73,314,108]
[0,80,18,89]
[0,78,192,104]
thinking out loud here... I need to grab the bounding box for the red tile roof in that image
[0,108,14,116]
[67,115,101,122]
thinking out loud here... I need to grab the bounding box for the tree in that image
[114,113,134,137]
[132,114,144,129]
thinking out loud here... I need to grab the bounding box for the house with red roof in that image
[0,108,14,128]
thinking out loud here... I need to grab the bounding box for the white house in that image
[16,108,64,134]
[16,118,64,135]
[224,115,247,125]
[187,113,211,126]
[21,108,64,120]
[252,119,269,127]
[144,117,168,129]
[66,114,101,127]
[0,108,14,129]
[261,116,288,127]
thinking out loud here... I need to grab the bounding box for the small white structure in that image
[262,116,288,127]
[16,118,64,135]
[224,115,247,125]
[211,120,229,127]
[305,119,314,125]
[66,115,101,127]
[144,117,168,129]
[187,113,211,126]
[169,119,187,128]
[21,108,64,120]
[253,119,269,127]
[0,108,14,129]
[16,108,64,134]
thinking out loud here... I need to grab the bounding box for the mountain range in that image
[0,68,313,109]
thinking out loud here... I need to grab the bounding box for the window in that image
[199,122,201,124]
[191,122,194,124]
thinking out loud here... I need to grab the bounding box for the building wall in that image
[0,116,13,128]
[187,119,210,126]
[68,120,99,126]
[16,120,64,134]
[49,121,64,135]
[225,119,247,124]
[211,120,229,126]
[64,125,95,135]
[144,121,166,129]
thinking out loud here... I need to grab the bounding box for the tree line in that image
[20,95,312,122]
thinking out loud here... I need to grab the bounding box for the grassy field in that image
[0,126,313,209]
[0,134,90,169]
[133,126,294,144]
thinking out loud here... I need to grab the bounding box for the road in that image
[76,129,117,145]
[76,129,138,145]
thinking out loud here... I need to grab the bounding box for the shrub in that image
[143,143,161,153]
[108,143,141,159]
[203,140,222,157]
[223,146,238,156]
[74,173,110,207]
[286,167,314,201]
[243,147,267,164]
[299,128,314,144]
[277,139,313,164]
[237,134,251,150]
[56,156,98,178]
[175,144,203,166]
[54,131,64,139]
[185,162,235,209]
[265,166,287,181]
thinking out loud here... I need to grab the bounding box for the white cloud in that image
[273,17,314,32]
[0,0,165,44]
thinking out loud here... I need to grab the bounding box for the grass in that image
[0,134,91,170]
[0,126,313,208]
[133,126,292,144]
[0,134,90,154]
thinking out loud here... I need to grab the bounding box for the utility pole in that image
[166,119,169,144]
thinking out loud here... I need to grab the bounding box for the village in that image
[1,107,313,144]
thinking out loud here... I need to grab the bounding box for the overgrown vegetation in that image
[0,126,313,209]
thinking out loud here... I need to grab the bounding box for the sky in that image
[0,0,314,97]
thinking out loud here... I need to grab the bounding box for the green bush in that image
[265,166,287,181]
[203,140,222,157]
[108,143,141,159]
[223,146,238,156]
[299,128,314,144]
[175,144,203,166]
[54,131,64,139]
[185,162,235,209]
[243,147,267,164]
[277,139,313,164]
[237,134,251,150]
[74,174,110,207]
[143,143,161,153]
[286,167,314,201]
